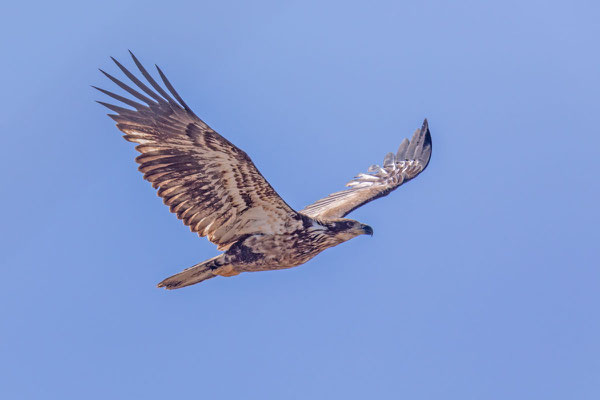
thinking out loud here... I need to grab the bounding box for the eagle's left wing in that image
[95,52,301,251]
[300,120,432,220]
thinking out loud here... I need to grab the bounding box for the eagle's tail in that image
[157,255,226,290]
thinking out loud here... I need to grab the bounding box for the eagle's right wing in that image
[95,52,301,251]
[300,120,432,220]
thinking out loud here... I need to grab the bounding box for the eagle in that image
[95,52,432,289]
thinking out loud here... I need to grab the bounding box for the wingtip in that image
[109,56,122,71]
[98,68,114,80]
[421,118,429,133]
[420,118,431,148]
[420,118,432,167]
[128,49,140,63]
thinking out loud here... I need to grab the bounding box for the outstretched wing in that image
[300,120,432,219]
[95,52,300,250]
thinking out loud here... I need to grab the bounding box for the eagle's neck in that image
[305,217,360,248]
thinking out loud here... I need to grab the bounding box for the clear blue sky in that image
[2,0,598,398]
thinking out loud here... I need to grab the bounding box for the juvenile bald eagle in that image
[95,52,432,289]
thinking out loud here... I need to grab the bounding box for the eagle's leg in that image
[215,265,241,277]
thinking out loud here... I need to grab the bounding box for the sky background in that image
[1,0,599,398]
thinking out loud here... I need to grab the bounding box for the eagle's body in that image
[192,217,365,280]
[96,52,432,289]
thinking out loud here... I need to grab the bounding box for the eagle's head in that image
[311,218,373,245]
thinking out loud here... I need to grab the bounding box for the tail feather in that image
[157,255,225,290]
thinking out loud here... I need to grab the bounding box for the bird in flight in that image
[95,52,432,289]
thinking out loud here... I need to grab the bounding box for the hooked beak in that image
[361,224,374,236]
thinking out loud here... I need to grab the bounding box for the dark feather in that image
[155,64,195,116]
[111,56,165,103]
[92,86,146,110]
[128,50,177,105]
[99,69,156,106]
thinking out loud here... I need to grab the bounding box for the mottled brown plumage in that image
[96,52,432,289]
